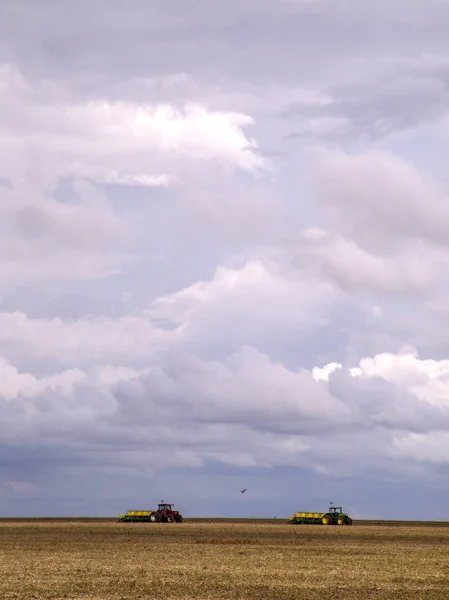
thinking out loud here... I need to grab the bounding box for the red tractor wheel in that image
[166,515,175,523]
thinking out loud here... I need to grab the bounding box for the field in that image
[1,520,449,599]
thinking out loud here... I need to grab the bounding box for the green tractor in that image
[289,503,353,525]
[326,505,352,526]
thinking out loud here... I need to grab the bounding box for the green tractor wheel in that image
[322,514,332,525]
[337,517,345,526]
[346,517,353,526]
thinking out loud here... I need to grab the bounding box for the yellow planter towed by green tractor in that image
[289,504,352,525]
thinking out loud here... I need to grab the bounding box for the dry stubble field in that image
[1,520,449,599]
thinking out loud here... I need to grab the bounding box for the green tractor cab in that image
[327,505,352,525]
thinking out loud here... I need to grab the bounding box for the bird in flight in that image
[240,488,247,494]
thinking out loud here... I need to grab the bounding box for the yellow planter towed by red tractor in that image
[119,502,183,523]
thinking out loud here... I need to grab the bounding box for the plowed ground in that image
[1,521,449,599]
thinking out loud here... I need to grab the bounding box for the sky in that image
[1,0,449,520]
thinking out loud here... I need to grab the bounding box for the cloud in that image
[150,259,337,325]
[392,431,449,464]
[91,172,171,188]
[3,346,449,486]
[282,51,449,147]
[0,311,169,369]
[0,63,271,291]
[293,228,434,295]
[0,357,85,400]
[293,147,449,304]
[0,258,338,369]
[111,346,351,439]
[0,64,266,188]
[307,148,449,250]
[3,0,449,519]
[314,351,449,433]
[0,178,131,288]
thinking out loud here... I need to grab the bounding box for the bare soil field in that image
[1,520,449,599]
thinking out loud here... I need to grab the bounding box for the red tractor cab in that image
[157,503,183,523]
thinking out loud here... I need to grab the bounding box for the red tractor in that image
[150,503,183,523]
[119,502,184,523]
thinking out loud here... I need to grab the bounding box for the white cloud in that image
[148,259,340,344]
[318,350,449,409]
[90,172,171,188]
[312,362,342,382]
[356,352,449,409]
[0,64,267,190]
